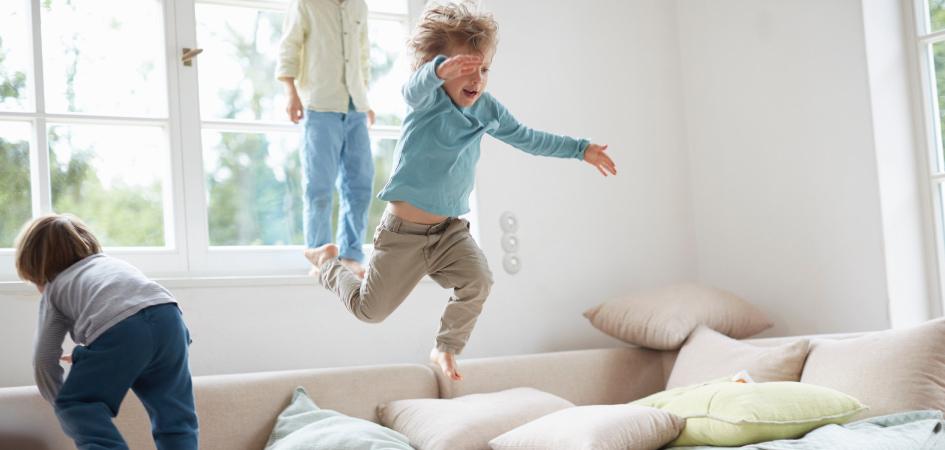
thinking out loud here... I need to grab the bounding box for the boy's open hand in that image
[436,54,483,81]
[286,93,303,124]
[584,144,616,176]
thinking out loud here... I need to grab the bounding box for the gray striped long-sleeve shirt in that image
[33,253,177,404]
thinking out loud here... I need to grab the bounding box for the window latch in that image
[182,48,204,66]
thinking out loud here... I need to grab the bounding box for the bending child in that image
[305,2,617,381]
[15,214,198,450]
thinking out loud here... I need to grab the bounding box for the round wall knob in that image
[503,254,521,274]
[501,233,519,253]
[499,211,518,233]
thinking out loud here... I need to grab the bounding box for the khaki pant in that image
[318,212,494,354]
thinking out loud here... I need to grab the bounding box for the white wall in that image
[0,0,695,388]
[676,0,909,336]
[0,0,933,389]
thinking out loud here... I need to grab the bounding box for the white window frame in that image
[0,0,189,281]
[911,0,945,315]
[1,0,423,281]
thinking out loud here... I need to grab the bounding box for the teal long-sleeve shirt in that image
[377,55,590,217]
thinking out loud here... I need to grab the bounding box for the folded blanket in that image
[672,410,945,450]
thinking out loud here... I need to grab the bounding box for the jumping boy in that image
[305,2,617,381]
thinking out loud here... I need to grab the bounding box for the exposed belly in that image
[387,201,449,224]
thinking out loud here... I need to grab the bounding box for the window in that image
[914,0,945,310]
[1,0,182,278]
[0,0,415,280]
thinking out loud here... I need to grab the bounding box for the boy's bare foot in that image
[304,244,339,276]
[340,258,366,279]
[430,348,463,381]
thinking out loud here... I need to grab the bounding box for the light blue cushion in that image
[265,387,414,450]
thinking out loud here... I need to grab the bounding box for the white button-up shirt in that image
[276,0,371,113]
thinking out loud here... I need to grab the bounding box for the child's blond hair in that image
[409,1,498,69]
[15,214,102,287]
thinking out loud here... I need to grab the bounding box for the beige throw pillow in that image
[801,317,945,418]
[489,404,684,450]
[667,326,810,388]
[583,283,772,350]
[377,387,574,450]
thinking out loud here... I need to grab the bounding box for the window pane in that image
[196,4,286,122]
[203,133,396,247]
[0,1,32,112]
[367,0,408,15]
[203,130,303,246]
[41,0,167,117]
[368,19,409,127]
[932,41,945,172]
[932,0,945,33]
[0,121,32,247]
[48,124,168,247]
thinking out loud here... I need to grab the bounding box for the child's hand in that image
[60,355,72,364]
[367,109,376,127]
[286,93,304,124]
[436,54,483,81]
[584,144,617,176]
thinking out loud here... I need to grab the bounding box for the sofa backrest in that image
[0,363,438,450]
[432,347,670,405]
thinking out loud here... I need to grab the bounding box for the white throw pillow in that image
[584,283,772,350]
[489,404,684,450]
[377,387,574,450]
[667,326,810,388]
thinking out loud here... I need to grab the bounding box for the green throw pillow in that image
[265,387,414,450]
[632,380,867,447]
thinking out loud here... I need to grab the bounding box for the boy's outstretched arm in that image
[488,99,617,176]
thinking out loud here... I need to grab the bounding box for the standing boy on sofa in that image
[277,0,376,277]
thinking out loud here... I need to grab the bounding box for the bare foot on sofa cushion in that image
[304,244,339,276]
[430,348,463,381]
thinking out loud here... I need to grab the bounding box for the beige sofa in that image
[0,329,935,450]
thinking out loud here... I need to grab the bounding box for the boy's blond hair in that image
[409,1,498,69]
[15,214,102,286]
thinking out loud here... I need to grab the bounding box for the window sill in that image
[0,272,437,294]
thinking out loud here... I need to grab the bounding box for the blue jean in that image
[54,304,198,450]
[302,100,374,262]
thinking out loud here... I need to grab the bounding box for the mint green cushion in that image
[632,380,867,447]
[265,387,414,450]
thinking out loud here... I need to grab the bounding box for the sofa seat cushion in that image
[378,387,573,450]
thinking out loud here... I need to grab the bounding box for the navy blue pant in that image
[54,304,198,450]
